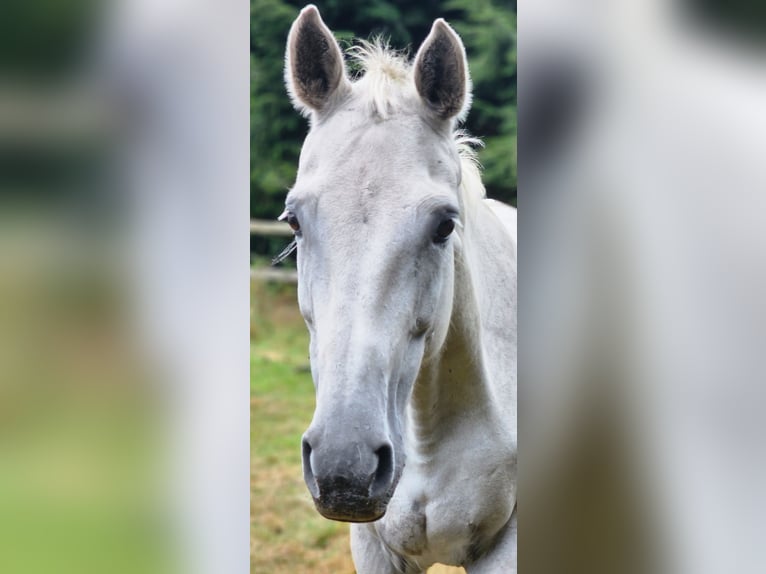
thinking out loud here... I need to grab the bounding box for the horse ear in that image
[285,5,349,116]
[413,19,471,122]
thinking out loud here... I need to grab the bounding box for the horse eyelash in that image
[271,238,297,266]
[272,209,299,266]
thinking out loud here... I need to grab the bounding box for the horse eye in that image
[434,218,455,243]
[286,213,301,232]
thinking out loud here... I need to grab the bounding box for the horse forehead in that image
[299,110,456,184]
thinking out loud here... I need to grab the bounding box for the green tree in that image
[447,0,516,204]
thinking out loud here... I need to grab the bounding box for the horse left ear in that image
[413,19,472,122]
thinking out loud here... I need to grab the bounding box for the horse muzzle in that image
[302,436,397,522]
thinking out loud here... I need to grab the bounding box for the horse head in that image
[283,5,472,522]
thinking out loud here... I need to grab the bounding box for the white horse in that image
[282,6,517,572]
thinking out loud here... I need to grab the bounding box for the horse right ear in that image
[285,5,350,117]
[413,19,471,122]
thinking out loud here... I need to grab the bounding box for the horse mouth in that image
[313,497,388,523]
[311,476,391,523]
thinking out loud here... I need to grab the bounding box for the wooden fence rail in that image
[251,218,297,283]
[250,219,293,237]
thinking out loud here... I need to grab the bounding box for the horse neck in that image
[408,205,497,453]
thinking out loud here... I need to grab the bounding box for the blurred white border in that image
[521,1,766,572]
[99,1,251,573]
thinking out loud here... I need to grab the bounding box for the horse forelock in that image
[347,39,414,119]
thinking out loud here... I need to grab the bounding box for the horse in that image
[281,5,517,572]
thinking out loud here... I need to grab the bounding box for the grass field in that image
[251,280,464,573]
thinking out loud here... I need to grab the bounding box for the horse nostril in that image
[370,443,394,498]
[302,437,319,498]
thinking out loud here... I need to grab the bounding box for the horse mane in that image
[454,130,487,208]
[347,40,487,213]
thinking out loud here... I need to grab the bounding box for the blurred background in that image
[0,0,249,573]
[249,2,515,572]
[520,1,766,573]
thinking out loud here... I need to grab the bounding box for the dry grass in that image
[429,566,466,573]
[251,280,465,573]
